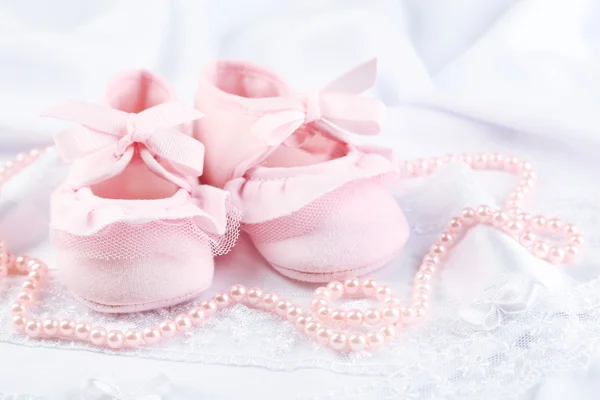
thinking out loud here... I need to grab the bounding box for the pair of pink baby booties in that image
[46,59,410,313]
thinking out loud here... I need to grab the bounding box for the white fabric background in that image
[1,0,600,398]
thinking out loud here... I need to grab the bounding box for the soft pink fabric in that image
[195,59,409,282]
[47,70,238,312]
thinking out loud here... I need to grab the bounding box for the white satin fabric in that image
[1,1,600,399]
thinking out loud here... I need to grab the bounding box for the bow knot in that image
[303,91,322,123]
[242,59,385,148]
[115,118,140,156]
[44,100,206,177]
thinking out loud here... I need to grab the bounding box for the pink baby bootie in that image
[46,70,239,312]
[194,59,408,282]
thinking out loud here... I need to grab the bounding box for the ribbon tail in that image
[318,94,386,137]
[192,185,230,236]
[147,130,205,177]
[321,58,378,94]
[42,100,129,134]
[137,101,204,130]
[250,110,305,146]
[53,126,119,162]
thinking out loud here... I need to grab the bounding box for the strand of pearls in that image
[1,151,584,352]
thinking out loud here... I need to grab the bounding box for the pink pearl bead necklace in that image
[0,151,584,352]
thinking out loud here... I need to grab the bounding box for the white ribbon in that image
[461,279,543,331]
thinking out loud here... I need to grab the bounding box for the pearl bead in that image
[314,287,332,299]
[344,278,360,295]
[379,324,397,341]
[260,293,279,310]
[12,315,27,332]
[316,306,334,323]
[159,320,178,338]
[375,285,392,301]
[491,211,509,228]
[364,308,381,326]
[125,329,143,347]
[175,314,193,331]
[10,302,27,316]
[361,278,378,296]
[415,283,431,292]
[438,232,455,247]
[473,154,488,169]
[532,241,550,258]
[304,321,321,338]
[367,332,385,349]
[200,300,218,316]
[348,332,368,352]
[329,332,348,351]
[504,156,520,172]
[448,217,463,233]
[27,259,47,274]
[505,220,525,237]
[565,245,579,260]
[326,281,344,299]
[42,318,59,336]
[59,319,76,336]
[414,159,429,176]
[346,309,364,327]
[286,306,303,322]
[316,327,333,345]
[188,307,205,326]
[245,287,263,305]
[517,161,533,172]
[547,246,565,264]
[430,244,447,259]
[569,235,584,247]
[310,298,329,312]
[229,284,247,302]
[142,327,161,344]
[90,327,108,345]
[27,270,44,284]
[22,280,37,291]
[421,263,437,274]
[461,208,476,226]
[213,291,231,309]
[563,224,579,236]
[294,314,310,330]
[275,299,292,317]
[16,289,35,303]
[402,162,415,177]
[74,322,91,340]
[424,254,440,265]
[330,310,347,327]
[15,256,29,273]
[519,232,536,248]
[548,218,563,234]
[382,307,401,324]
[25,319,42,338]
[415,272,432,283]
[476,206,493,223]
[531,215,547,232]
[107,330,125,349]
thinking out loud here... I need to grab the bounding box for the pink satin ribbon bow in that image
[239,58,386,147]
[44,101,206,176]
